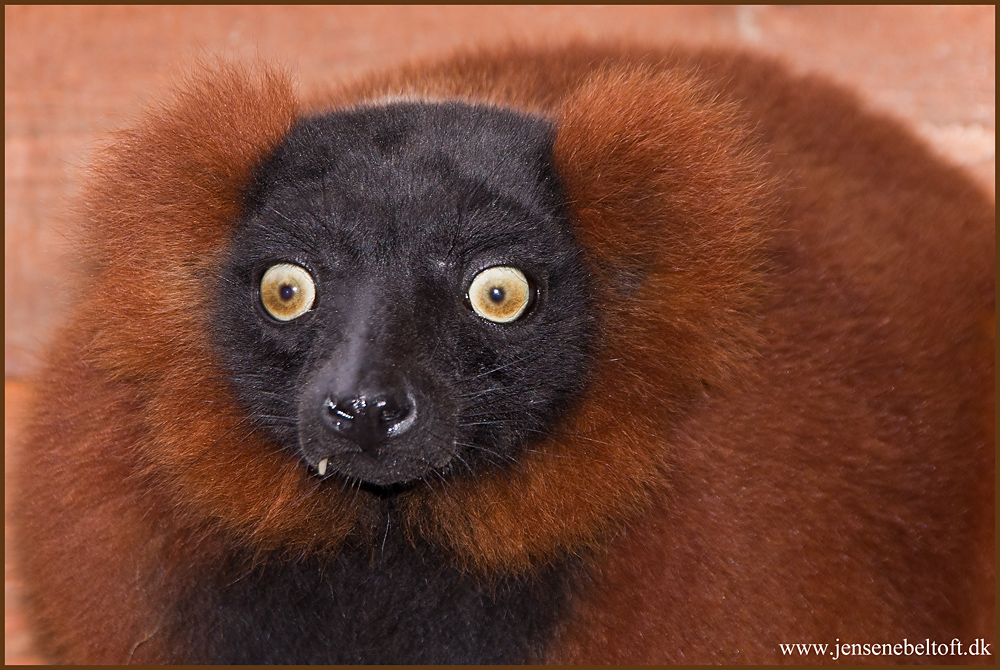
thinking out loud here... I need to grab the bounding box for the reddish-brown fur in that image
[14,45,993,663]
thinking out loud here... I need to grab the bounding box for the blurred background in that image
[4,5,995,663]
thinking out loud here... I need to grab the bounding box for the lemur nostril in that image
[375,395,412,426]
[328,398,355,419]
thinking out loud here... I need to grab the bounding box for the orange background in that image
[4,5,995,664]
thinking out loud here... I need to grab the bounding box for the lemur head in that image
[213,103,595,490]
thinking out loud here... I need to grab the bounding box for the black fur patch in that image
[167,519,577,664]
[211,102,595,487]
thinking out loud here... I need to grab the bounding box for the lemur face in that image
[213,103,595,488]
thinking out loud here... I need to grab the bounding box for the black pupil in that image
[489,286,505,303]
[280,284,297,301]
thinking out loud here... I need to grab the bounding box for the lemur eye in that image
[260,263,315,321]
[467,266,532,323]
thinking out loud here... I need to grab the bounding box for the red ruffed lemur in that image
[12,44,994,664]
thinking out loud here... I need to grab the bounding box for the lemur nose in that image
[322,391,415,450]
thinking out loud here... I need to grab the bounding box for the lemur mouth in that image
[309,451,455,493]
[311,465,430,498]
[357,480,419,498]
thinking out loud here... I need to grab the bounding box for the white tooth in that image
[318,459,328,476]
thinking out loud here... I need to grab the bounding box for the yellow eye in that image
[260,263,316,321]
[468,266,532,323]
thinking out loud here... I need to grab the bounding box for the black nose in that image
[322,390,415,450]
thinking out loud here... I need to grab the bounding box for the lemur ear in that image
[80,63,298,378]
[552,64,775,389]
[87,63,298,260]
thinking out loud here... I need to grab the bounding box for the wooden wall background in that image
[4,5,994,664]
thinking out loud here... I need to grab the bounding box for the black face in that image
[212,103,594,489]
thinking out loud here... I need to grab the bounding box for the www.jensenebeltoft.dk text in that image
[781,638,991,660]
